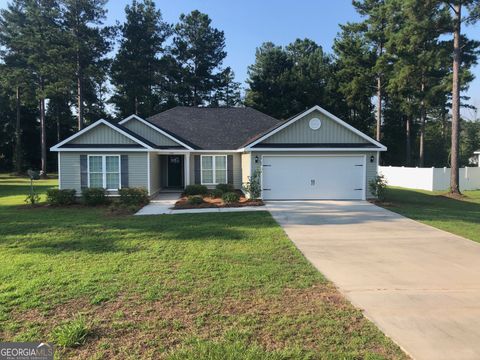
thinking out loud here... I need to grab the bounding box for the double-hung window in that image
[201,155,227,185]
[88,155,121,190]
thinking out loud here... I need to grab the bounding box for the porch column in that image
[184,153,190,186]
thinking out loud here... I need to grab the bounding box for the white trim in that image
[245,105,387,151]
[191,149,243,153]
[50,119,154,151]
[260,154,367,200]
[53,148,149,152]
[147,152,151,196]
[119,114,194,150]
[251,147,386,152]
[58,152,61,190]
[200,154,228,185]
[185,154,191,186]
[87,154,121,191]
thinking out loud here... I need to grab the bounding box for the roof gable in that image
[119,115,193,150]
[50,119,154,151]
[246,105,386,150]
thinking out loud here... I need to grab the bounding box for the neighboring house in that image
[50,105,386,200]
[475,150,480,166]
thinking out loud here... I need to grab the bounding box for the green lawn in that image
[0,174,406,359]
[383,187,480,243]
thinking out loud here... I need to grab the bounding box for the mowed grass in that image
[383,187,480,243]
[0,174,406,359]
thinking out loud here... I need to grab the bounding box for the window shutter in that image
[194,155,201,184]
[121,155,129,188]
[80,155,88,190]
[227,155,234,186]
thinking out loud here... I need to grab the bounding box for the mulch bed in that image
[174,192,264,210]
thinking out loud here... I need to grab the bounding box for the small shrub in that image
[209,189,224,198]
[184,184,208,196]
[119,187,149,206]
[222,192,240,204]
[46,189,76,206]
[216,183,234,193]
[242,169,262,199]
[82,188,108,206]
[369,174,388,201]
[188,195,204,205]
[24,192,40,205]
[52,315,90,348]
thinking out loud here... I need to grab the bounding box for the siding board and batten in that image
[122,119,180,147]
[262,111,369,145]
[70,124,137,145]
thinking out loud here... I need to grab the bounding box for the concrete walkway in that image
[266,200,480,360]
[135,193,266,215]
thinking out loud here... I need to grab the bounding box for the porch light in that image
[370,155,375,163]
[255,156,259,163]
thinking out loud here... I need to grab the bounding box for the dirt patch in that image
[1,284,393,359]
[174,192,264,210]
[438,192,468,201]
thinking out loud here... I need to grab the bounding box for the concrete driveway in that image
[266,200,480,360]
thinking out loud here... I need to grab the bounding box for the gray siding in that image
[250,151,379,199]
[262,110,369,144]
[149,153,161,195]
[71,124,137,145]
[188,153,242,189]
[59,152,148,194]
[123,119,180,147]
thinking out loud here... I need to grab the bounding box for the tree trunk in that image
[39,91,47,178]
[376,76,382,142]
[77,59,84,130]
[419,79,426,167]
[14,86,22,174]
[406,116,412,166]
[450,2,461,194]
[134,96,139,115]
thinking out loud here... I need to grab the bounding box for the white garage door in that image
[262,155,365,200]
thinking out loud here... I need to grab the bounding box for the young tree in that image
[61,0,111,129]
[110,0,170,117]
[170,10,227,106]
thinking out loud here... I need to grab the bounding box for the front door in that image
[167,155,183,188]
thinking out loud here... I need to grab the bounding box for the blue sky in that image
[1,0,480,119]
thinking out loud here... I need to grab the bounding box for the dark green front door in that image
[167,155,183,188]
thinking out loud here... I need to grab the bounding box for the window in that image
[201,155,227,185]
[88,155,121,190]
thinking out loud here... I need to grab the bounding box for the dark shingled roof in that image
[147,107,281,150]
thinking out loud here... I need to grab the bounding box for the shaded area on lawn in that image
[0,174,407,359]
[383,187,480,243]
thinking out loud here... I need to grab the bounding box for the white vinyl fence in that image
[379,166,480,191]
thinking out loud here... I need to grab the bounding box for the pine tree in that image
[61,0,111,129]
[210,67,241,107]
[110,0,170,117]
[170,10,227,106]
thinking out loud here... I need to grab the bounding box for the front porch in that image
[148,152,190,196]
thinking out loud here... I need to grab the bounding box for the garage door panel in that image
[262,156,364,200]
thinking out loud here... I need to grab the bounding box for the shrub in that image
[216,183,234,193]
[52,315,90,348]
[24,193,40,205]
[222,192,240,204]
[369,174,388,201]
[119,187,149,206]
[188,195,204,205]
[242,169,262,199]
[209,189,224,198]
[184,184,208,196]
[82,188,108,206]
[46,189,76,206]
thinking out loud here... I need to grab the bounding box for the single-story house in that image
[50,105,387,200]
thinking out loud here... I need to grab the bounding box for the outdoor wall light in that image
[370,155,375,163]
[255,156,259,163]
